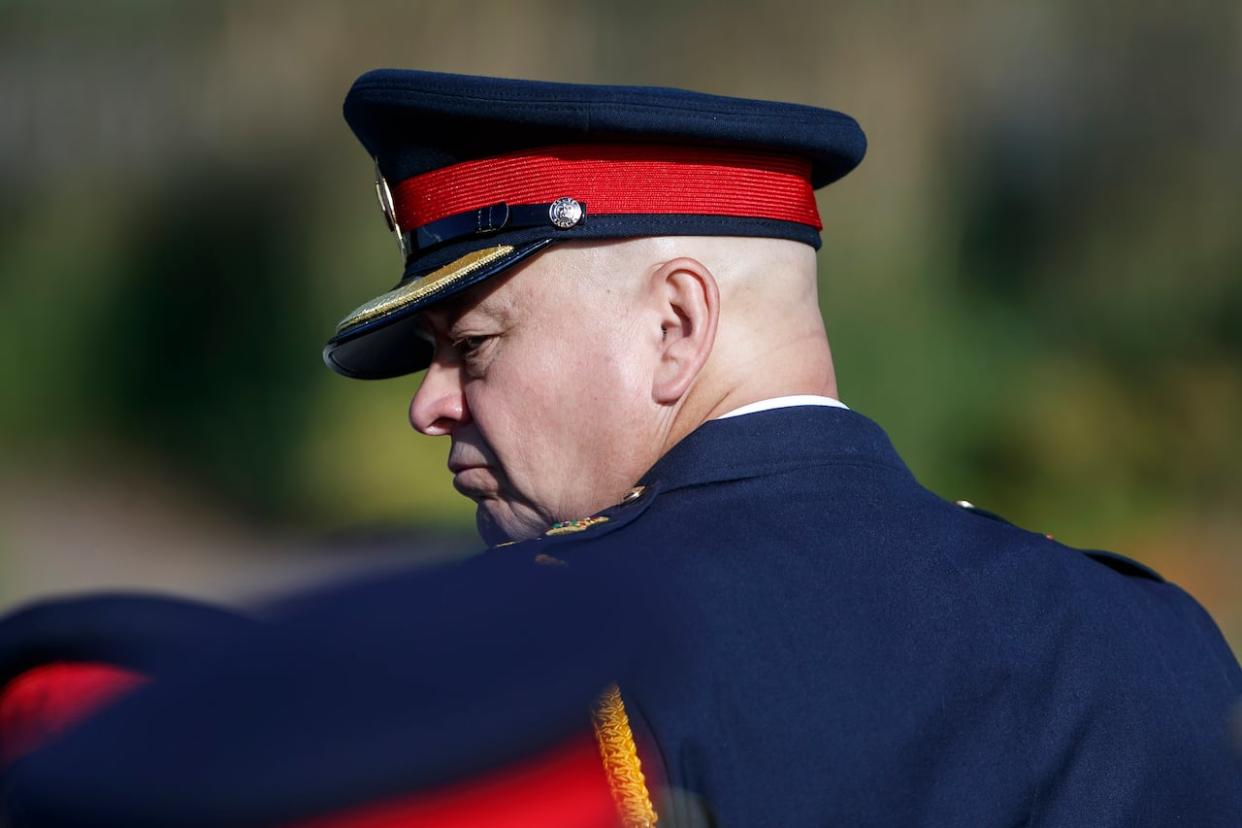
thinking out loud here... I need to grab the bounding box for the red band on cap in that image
[394,144,821,231]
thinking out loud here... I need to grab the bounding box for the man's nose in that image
[409,361,471,436]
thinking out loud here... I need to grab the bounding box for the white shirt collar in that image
[714,394,848,420]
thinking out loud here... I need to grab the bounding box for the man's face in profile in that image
[409,243,660,545]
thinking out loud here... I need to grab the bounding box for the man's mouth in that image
[450,466,497,500]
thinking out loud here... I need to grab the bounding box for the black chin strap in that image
[408,200,588,255]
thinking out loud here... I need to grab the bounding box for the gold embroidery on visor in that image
[335,244,516,333]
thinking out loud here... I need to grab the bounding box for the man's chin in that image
[474,502,542,547]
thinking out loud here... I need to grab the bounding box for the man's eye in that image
[453,335,490,356]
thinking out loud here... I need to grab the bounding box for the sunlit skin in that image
[409,236,838,545]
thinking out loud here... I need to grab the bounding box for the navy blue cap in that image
[2,553,682,827]
[324,69,867,380]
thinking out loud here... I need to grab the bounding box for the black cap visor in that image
[323,239,552,379]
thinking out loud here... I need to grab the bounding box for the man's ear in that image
[648,257,719,404]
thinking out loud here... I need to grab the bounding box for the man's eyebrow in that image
[418,299,506,339]
[449,298,512,330]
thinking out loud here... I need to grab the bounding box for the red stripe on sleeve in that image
[287,731,621,828]
[0,662,145,765]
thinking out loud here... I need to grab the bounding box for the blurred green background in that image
[0,1,1238,649]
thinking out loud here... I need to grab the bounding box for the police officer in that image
[322,69,1242,825]
[4,70,1238,826]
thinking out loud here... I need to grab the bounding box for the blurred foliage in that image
[0,0,1238,642]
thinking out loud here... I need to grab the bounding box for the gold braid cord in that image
[591,684,659,827]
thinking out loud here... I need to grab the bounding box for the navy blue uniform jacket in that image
[509,406,1242,826]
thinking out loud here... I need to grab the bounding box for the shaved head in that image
[410,235,836,543]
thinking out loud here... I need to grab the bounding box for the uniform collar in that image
[640,406,912,494]
[714,394,848,420]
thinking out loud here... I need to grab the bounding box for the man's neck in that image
[657,379,840,459]
[657,329,839,460]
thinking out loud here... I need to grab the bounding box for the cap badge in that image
[373,159,411,259]
[548,196,584,229]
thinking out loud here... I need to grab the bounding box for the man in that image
[322,69,1242,824]
[6,69,1235,827]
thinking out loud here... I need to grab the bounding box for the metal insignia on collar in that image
[373,159,410,259]
[621,485,646,505]
[548,196,584,229]
[545,515,610,536]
